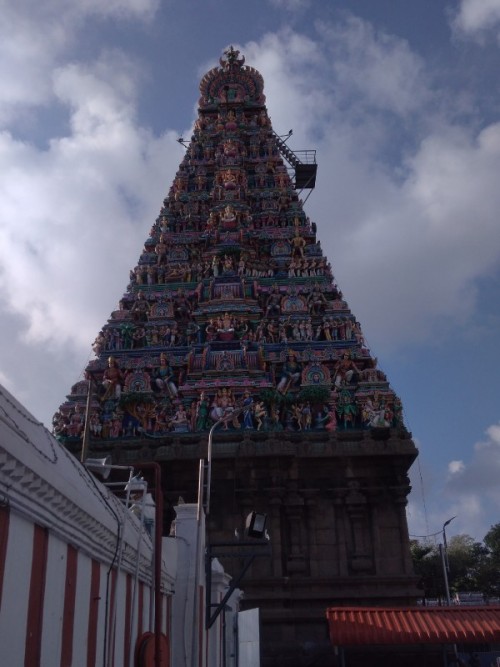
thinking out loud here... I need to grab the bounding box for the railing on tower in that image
[271,129,317,190]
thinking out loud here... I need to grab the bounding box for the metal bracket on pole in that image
[205,539,271,630]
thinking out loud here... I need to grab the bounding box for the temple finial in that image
[220,45,245,70]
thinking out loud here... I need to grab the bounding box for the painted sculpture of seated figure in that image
[223,169,237,191]
[154,353,178,398]
[221,204,237,229]
[217,312,235,341]
[277,353,301,394]
[222,254,234,274]
[225,109,238,131]
[170,403,189,432]
[223,138,238,157]
[210,387,235,429]
[334,352,361,389]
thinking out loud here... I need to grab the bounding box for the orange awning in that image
[326,606,500,646]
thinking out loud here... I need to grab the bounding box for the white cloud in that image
[0,53,182,353]
[408,451,494,542]
[317,16,429,117]
[68,0,159,19]
[268,0,310,10]
[0,0,158,124]
[437,422,500,538]
[0,5,65,122]
[449,460,465,474]
[452,0,500,36]
[480,422,500,445]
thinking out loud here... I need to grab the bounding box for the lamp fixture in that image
[245,511,268,539]
[84,456,112,480]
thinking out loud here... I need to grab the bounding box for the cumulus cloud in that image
[452,0,500,37]
[435,422,500,537]
[0,52,182,354]
[449,460,465,474]
[447,423,500,493]
[317,17,429,117]
[407,445,495,543]
[268,0,310,10]
[0,0,158,124]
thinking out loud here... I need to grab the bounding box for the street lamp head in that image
[443,516,457,529]
[246,511,268,539]
[85,456,112,480]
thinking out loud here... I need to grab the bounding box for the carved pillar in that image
[268,492,284,578]
[394,476,414,574]
[303,490,319,578]
[345,480,373,573]
[283,481,308,575]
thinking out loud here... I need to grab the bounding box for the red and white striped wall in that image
[0,384,173,667]
[0,504,171,666]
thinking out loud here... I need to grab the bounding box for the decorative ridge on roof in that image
[199,46,266,109]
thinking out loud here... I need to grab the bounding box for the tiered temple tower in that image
[56,47,419,666]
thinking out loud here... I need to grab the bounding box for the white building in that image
[0,384,259,666]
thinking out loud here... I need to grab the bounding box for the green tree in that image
[484,523,500,561]
[477,523,500,597]
[410,540,443,600]
[411,526,500,601]
[446,534,488,593]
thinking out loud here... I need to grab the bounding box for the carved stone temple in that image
[56,47,419,667]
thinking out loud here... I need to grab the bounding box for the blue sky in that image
[1,0,500,543]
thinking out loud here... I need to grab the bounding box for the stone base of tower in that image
[71,426,419,667]
[243,575,420,666]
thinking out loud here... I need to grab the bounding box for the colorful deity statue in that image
[277,352,302,394]
[195,392,209,431]
[334,353,361,389]
[101,356,123,401]
[170,403,190,432]
[154,353,178,398]
[242,391,254,429]
[221,204,237,229]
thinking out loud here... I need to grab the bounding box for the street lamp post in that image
[195,408,270,631]
[441,516,456,605]
[204,408,243,516]
[205,415,224,517]
[192,414,229,667]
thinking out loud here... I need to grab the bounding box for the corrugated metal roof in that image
[326,606,500,646]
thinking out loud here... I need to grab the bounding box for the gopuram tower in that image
[56,47,419,666]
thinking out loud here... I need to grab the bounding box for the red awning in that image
[326,606,500,646]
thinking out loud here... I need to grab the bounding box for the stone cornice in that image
[75,427,417,465]
[0,445,164,583]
